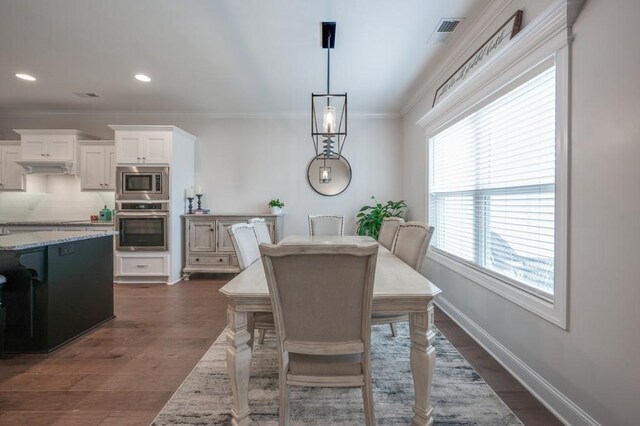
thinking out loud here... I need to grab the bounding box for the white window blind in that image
[429,64,556,297]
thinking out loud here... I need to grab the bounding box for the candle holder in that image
[196,194,203,211]
[187,197,194,214]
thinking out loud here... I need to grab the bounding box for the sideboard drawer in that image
[189,254,229,266]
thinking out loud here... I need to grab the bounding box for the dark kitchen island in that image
[0,231,115,353]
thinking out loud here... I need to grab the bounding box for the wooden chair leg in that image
[362,377,376,426]
[258,329,266,344]
[390,322,398,337]
[279,380,290,426]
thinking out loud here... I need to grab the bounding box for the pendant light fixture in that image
[311,22,347,164]
[307,21,352,197]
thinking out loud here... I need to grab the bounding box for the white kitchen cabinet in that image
[115,131,170,165]
[20,134,75,161]
[13,130,98,175]
[0,143,25,191]
[79,142,115,190]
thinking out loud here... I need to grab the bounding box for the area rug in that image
[153,324,522,425]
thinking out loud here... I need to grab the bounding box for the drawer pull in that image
[195,258,200,262]
[219,258,223,262]
[136,264,149,268]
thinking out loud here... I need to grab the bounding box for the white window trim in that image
[416,0,580,329]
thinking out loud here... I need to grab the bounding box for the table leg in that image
[409,303,436,426]
[226,305,252,426]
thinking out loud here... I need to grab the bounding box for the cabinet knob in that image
[195,258,200,262]
[218,258,223,262]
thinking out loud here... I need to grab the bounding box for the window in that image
[429,64,556,299]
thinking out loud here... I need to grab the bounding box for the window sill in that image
[428,249,567,329]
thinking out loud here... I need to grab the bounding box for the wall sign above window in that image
[433,10,523,107]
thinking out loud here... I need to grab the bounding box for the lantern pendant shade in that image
[311,93,347,158]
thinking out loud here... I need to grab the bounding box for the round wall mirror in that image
[307,155,352,196]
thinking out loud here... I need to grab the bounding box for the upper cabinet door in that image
[0,146,25,191]
[20,136,48,160]
[116,134,143,164]
[47,135,75,160]
[142,133,170,164]
[80,145,107,190]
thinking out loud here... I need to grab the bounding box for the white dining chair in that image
[308,214,345,236]
[260,242,379,425]
[228,223,261,271]
[248,217,272,244]
[372,221,434,337]
[377,217,404,251]
[229,221,275,345]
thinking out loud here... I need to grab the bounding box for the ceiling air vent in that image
[428,18,464,43]
[73,92,100,98]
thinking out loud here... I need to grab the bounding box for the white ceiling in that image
[0,0,488,115]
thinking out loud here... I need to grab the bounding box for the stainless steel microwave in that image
[116,166,169,200]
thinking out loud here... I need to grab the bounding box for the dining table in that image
[219,235,442,425]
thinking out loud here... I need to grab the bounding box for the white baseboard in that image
[435,296,600,426]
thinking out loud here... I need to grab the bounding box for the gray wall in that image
[0,114,403,235]
[402,0,640,424]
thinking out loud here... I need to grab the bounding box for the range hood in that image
[16,160,74,174]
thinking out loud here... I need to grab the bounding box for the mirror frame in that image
[306,155,352,197]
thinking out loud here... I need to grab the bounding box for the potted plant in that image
[268,199,285,215]
[356,196,407,240]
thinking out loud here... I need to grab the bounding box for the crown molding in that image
[400,0,513,116]
[0,110,401,120]
[416,0,581,131]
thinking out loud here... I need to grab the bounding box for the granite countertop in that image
[0,220,114,227]
[0,230,117,251]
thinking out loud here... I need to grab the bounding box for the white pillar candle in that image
[196,185,202,195]
[187,187,195,198]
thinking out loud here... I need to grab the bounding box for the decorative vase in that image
[270,207,283,215]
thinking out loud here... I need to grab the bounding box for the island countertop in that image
[0,220,114,227]
[0,230,116,251]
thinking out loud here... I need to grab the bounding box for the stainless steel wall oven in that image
[116,202,169,251]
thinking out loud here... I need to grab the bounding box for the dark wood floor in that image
[0,276,560,425]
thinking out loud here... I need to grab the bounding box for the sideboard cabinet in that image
[182,214,284,278]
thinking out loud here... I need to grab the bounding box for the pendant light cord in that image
[326,34,331,101]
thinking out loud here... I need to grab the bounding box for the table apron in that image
[227,297,435,314]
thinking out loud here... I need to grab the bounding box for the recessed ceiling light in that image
[135,74,151,82]
[16,73,36,81]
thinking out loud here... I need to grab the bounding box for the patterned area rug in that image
[153,324,522,425]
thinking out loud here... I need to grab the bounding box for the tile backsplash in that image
[0,175,115,221]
